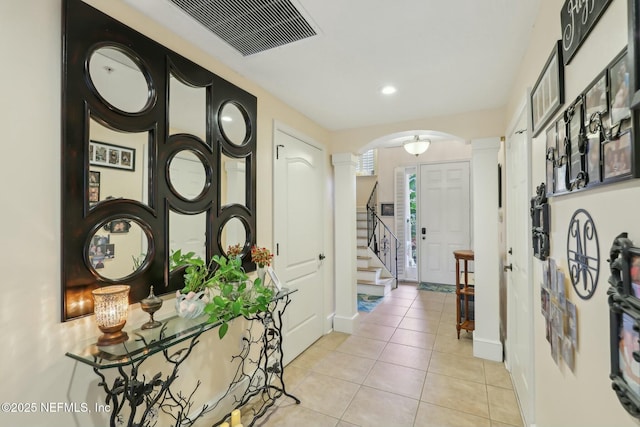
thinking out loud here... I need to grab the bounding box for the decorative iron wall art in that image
[546,47,636,196]
[531,182,550,260]
[566,209,600,300]
[608,232,640,418]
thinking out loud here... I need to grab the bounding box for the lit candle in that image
[230,409,241,426]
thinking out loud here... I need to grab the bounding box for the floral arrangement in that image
[251,245,273,267]
[226,244,243,259]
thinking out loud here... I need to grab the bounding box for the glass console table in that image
[66,288,299,427]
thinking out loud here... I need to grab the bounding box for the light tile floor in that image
[254,282,523,427]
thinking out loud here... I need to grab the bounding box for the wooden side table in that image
[454,249,475,339]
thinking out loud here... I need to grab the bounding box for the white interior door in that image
[418,162,470,285]
[273,126,324,364]
[505,107,534,425]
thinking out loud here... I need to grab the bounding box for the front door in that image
[505,106,534,425]
[273,125,325,364]
[418,161,471,285]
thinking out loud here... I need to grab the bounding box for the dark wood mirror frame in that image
[61,0,257,320]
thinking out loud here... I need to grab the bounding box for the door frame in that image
[272,120,328,337]
[504,94,535,426]
[417,159,473,284]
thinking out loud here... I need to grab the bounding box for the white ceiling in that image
[123,0,541,132]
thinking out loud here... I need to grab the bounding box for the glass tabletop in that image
[66,287,296,369]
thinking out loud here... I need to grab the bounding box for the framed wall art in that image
[584,70,609,126]
[380,203,394,216]
[608,232,640,417]
[89,140,136,171]
[532,41,565,137]
[560,0,613,65]
[609,49,631,129]
[88,171,100,206]
[603,129,633,182]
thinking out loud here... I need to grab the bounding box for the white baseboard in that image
[473,334,503,361]
[333,312,359,334]
[324,312,334,334]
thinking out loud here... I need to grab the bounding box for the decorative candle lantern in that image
[92,285,130,346]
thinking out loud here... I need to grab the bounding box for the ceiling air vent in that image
[169,0,317,56]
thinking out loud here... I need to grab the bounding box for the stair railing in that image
[366,182,399,287]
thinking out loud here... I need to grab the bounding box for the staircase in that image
[357,208,394,296]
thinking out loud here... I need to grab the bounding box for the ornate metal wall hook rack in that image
[566,209,600,299]
[530,183,550,260]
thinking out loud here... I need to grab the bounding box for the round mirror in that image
[221,217,247,255]
[88,46,151,113]
[168,149,207,200]
[219,102,249,146]
[87,219,150,280]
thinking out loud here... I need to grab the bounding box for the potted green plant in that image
[170,250,215,319]
[204,252,274,339]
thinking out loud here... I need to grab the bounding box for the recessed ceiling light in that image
[381,85,397,95]
[221,116,233,122]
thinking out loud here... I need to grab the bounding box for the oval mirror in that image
[87,219,150,281]
[219,102,249,146]
[221,154,246,207]
[88,46,151,113]
[89,118,149,207]
[168,150,207,200]
[221,217,247,255]
[169,73,206,139]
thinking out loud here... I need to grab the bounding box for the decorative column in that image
[471,137,502,361]
[331,153,359,333]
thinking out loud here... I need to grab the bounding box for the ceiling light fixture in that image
[403,135,431,156]
[381,85,397,95]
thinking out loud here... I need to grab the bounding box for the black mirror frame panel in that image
[61,0,257,320]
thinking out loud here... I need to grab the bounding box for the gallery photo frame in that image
[608,232,640,417]
[532,40,565,137]
[89,140,136,171]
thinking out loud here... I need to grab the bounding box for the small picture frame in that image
[88,171,101,206]
[607,232,640,416]
[267,266,282,291]
[545,123,557,193]
[380,203,394,216]
[603,130,632,181]
[531,40,565,137]
[584,70,608,127]
[90,140,136,171]
[105,219,132,233]
[609,49,631,128]
[587,135,601,184]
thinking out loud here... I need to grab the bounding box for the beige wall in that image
[505,0,638,426]
[329,107,506,154]
[0,1,333,425]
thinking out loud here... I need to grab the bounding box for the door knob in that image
[508,247,513,255]
[504,263,513,272]
[318,253,326,261]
